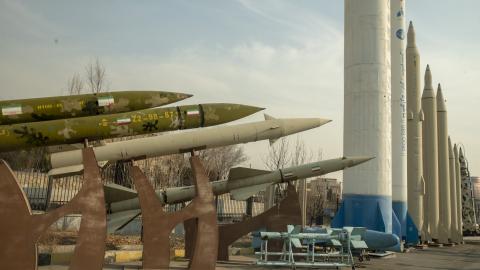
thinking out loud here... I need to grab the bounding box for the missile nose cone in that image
[343,156,375,167]
[202,103,264,126]
[436,84,447,112]
[177,92,194,100]
[278,117,331,137]
[364,230,400,250]
[422,65,435,98]
[407,21,416,47]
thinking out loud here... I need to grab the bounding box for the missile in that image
[0,90,192,125]
[0,103,263,152]
[436,84,451,243]
[391,0,407,239]
[448,137,460,242]
[106,155,372,232]
[406,21,425,244]
[303,226,400,250]
[421,65,439,241]
[48,115,331,175]
[453,144,463,241]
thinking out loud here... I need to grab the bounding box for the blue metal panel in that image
[332,194,392,233]
[406,213,420,245]
[392,200,407,238]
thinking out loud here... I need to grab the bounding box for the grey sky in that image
[0,0,478,178]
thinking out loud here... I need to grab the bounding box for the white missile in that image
[106,156,373,233]
[48,115,330,176]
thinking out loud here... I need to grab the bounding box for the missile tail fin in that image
[107,209,141,234]
[230,183,271,200]
[228,167,270,180]
[103,183,138,204]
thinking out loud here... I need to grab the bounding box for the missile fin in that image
[48,161,107,178]
[291,238,303,248]
[230,183,271,200]
[107,209,142,234]
[264,113,275,120]
[228,167,270,180]
[104,183,138,204]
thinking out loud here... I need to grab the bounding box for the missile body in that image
[0,103,262,152]
[421,65,439,241]
[303,227,400,250]
[106,156,371,232]
[0,91,191,125]
[338,0,392,235]
[391,0,408,239]
[436,84,451,243]
[49,115,330,174]
[109,156,372,213]
[454,145,463,241]
[405,21,424,244]
[448,137,460,242]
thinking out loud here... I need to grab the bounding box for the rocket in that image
[48,115,331,176]
[391,0,408,240]
[448,137,461,243]
[335,0,393,240]
[0,91,191,125]
[406,21,425,244]
[436,84,451,243]
[453,144,463,241]
[0,103,263,152]
[106,156,373,233]
[421,65,439,241]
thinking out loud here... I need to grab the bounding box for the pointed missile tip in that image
[426,64,430,70]
[409,21,413,27]
[178,93,193,100]
[343,156,375,167]
[322,118,333,125]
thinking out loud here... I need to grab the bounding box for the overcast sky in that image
[0,0,478,178]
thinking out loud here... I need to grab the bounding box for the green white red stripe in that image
[1,105,22,116]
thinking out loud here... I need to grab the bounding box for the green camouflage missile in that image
[0,91,192,125]
[0,103,263,152]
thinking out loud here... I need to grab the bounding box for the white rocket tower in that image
[334,0,395,243]
[391,0,408,240]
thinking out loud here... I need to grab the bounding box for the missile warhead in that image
[0,90,192,125]
[264,114,331,144]
[422,65,434,97]
[407,21,416,48]
[436,84,447,112]
[48,115,330,173]
[0,103,263,152]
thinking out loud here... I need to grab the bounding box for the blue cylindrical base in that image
[332,194,392,233]
[393,201,407,239]
[406,213,420,245]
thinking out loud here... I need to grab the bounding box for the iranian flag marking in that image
[2,105,23,116]
[115,117,131,125]
[186,109,200,116]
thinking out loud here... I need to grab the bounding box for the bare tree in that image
[290,136,314,227]
[198,145,248,181]
[67,73,84,95]
[263,137,291,171]
[85,58,106,93]
[307,182,325,226]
